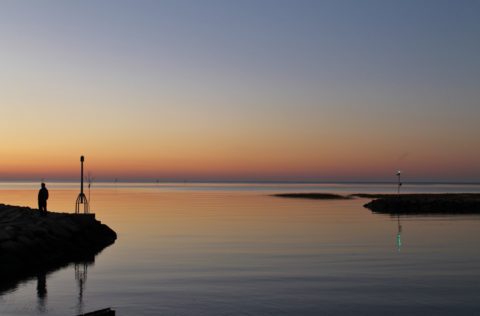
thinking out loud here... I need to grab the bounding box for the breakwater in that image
[0,203,117,291]
[361,194,480,214]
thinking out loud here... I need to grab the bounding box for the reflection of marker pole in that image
[75,263,88,315]
[396,170,402,194]
[396,215,402,251]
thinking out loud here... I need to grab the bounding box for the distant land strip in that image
[273,193,351,199]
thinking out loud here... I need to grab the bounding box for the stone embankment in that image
[0,204,117,279]
[362,194,480,214]
[274,192,480,214]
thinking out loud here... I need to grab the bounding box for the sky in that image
[0,0,479,182]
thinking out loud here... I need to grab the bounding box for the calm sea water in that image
[1,182,480,315]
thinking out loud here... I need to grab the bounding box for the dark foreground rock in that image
[273,193,350,200]
[363,194,480,214]
[79,307,116,316]
[0,203,117,292]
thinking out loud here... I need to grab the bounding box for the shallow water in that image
[1,183,480,315]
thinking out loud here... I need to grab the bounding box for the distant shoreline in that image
[273,193,351,200]
[1,180,480,185]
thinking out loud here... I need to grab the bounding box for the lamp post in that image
[396,170,402,195]
[75,156,89,214]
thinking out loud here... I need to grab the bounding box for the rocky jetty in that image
[0,203,117,287]
[273,192,480,214]
[362,194,480,214]
[273,193,350,200]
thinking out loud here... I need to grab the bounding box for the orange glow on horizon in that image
[1,100,479,181]
[1,147,478,181]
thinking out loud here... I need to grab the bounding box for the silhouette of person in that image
[38,182,49,213]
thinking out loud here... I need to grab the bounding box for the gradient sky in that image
[0,0,479,182]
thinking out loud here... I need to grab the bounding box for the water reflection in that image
[32,259,93,314]
[2,186,480,316]
[75,262,89,315]
[396,215,402,251]
[0,248,102,315]
[36,272,47,313]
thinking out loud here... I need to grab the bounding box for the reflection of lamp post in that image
[396,170,402,195]
[75,263,88,315]
[396,215,402,251]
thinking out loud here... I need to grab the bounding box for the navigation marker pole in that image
[75,156,89,214]
[396,170,402,195]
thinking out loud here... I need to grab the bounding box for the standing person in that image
[38,182,49,213]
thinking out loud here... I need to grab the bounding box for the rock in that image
[0,229,12,242]
[363,194,480,214]
[0,204,117,283]
[1,240,21,252]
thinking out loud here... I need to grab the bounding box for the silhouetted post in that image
[75,156,89,214]
[396,170,402,195]
[88,173,93,210]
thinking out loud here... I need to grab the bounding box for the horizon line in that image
[1,179,480,185]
